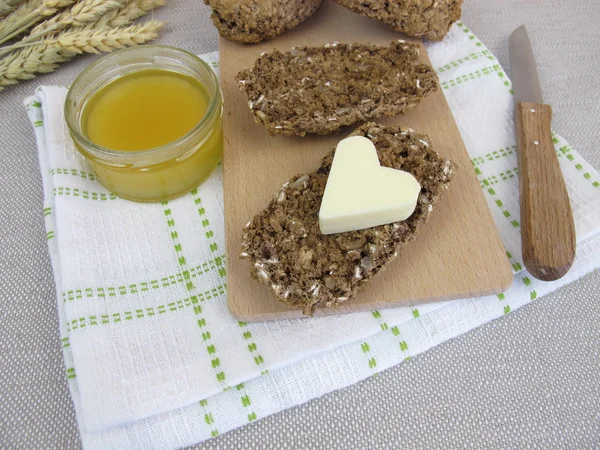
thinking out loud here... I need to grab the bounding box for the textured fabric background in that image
[0,1,598,448]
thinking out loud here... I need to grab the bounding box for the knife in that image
[509,25,575,281]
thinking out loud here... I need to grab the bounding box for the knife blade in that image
[509,26,544,104]
[509,25,575,281]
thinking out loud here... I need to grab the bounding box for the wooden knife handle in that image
[516,101,576,281]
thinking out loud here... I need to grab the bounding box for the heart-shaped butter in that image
[319,136,421,235]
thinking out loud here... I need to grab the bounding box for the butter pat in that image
[319,136,421,235]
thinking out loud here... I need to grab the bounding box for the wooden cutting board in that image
[221,0,513,322]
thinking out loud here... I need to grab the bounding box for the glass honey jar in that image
[65,45,223,202]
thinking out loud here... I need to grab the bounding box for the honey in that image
[82,70,210,152]
[65,46,223,203]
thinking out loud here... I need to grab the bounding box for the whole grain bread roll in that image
[241,123,455,315]
[332,0,463,41]
[204,0,322,44]
[236,41,438,136]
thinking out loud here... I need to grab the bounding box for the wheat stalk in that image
[0,20,164,90]
[0,0,74,45]
[96,0,165,28]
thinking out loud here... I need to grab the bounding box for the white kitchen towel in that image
[25,22,600,449]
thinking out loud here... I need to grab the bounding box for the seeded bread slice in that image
[204,0,322,44]
[332,0,463,41]
[241,123,455,315]
[236,41,438,136]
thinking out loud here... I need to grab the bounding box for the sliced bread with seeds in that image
[241,123,455,315]
[236,41,438,136]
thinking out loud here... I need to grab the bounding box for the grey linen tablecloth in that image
[1,1,599,448]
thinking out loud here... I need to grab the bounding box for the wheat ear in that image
[28,0,125,37]
[0,5,12,16]
[0,0,75,45]
[0,0,43,41]
[0,0,124,57]
[0,0,28,18]
[0,20,165,90]
[0,44,70,89]
[0,0,125,57]
[2,0,28,5]
[96,0,165,28]
[47,19,165,54]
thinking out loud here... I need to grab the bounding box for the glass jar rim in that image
[65,45,221,161]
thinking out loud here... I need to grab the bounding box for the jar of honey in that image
[65,45,223,202]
